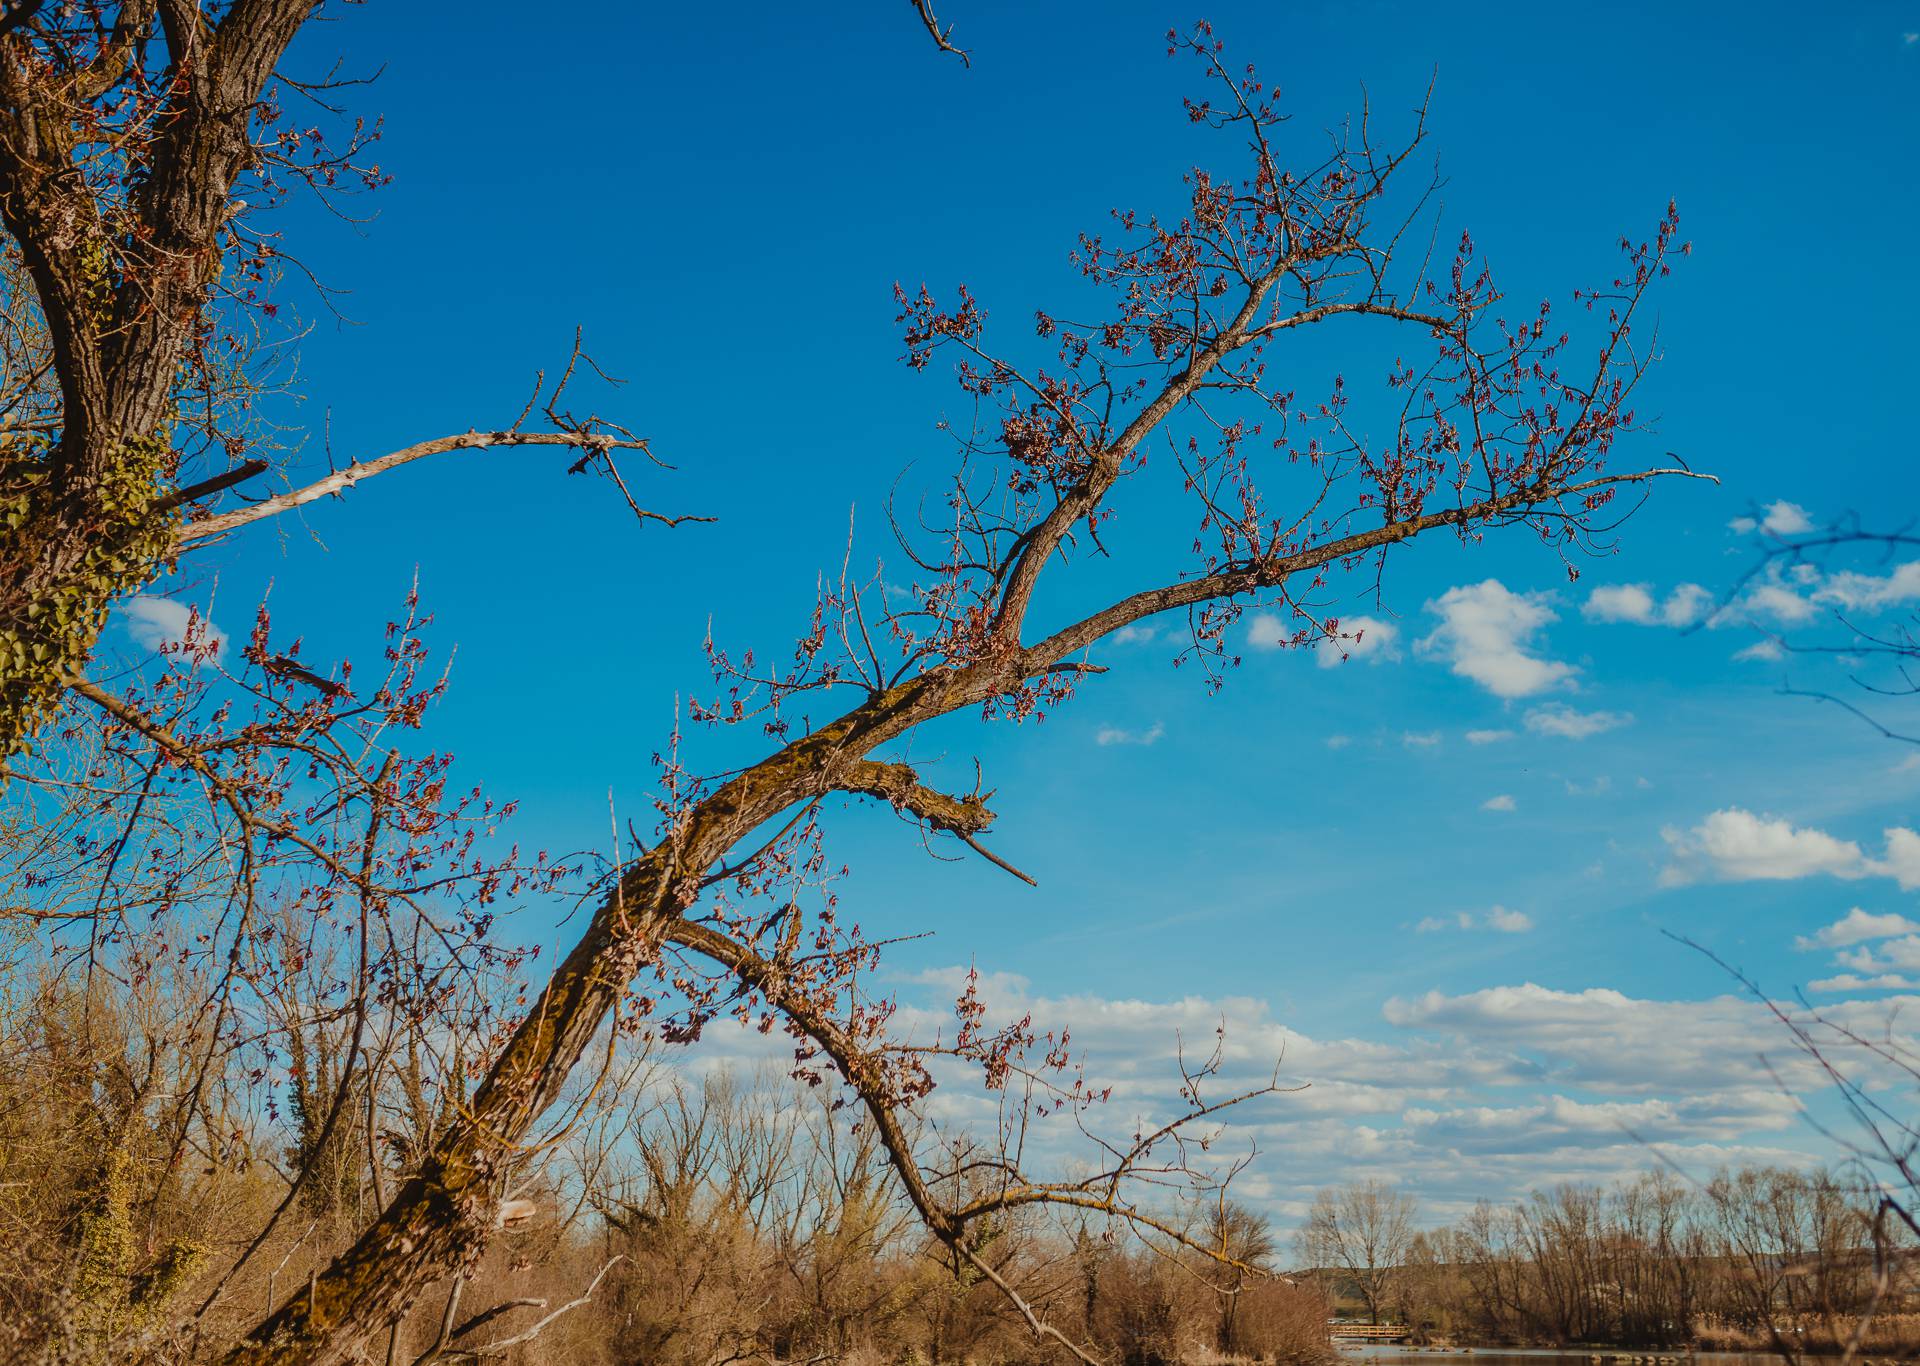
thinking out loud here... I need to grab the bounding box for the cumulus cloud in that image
[1837,937,1920,974]
[1810,973,1920,993]
[1524,703,1632,740]
[1482,794,1516,812]
[122,595,226,660]
[1418,581,1575,698]
[1380,982,1847,1099]
[1403,1093,1781,1153]
[1095,721,1165,747]
[1583,583,1711,628]
[1402,730,1442,749]
[1764,502,1815,535]
[1465,728,1515,745]
[1315,615,1401,669]
[1659,810,1920,889]
[1246,613,1291,650]
[1485,907,1534,933]
[1110,623,1157,645]
[1705,556,1920,632]
[1661,809,1868,885]
[1583,584,1657,624]
[1733,638,1785,663]
[1745,577,1818,625]
[1729,501,1815,537]
[1325,734,1352,750]
[1881,827,1920,889]
[1815,563,1920,613]
[1795,908,1920,951]
[1660,583,1713,627]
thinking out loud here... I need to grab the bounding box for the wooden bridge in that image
[1329,1323,1413,1341]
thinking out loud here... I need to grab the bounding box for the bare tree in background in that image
[1686,522,1920,1364]
[1723,523,1920,750]
[1200,1200,1280,1353]
[1296,1180,1420,1325]
[0,9,1707,1364]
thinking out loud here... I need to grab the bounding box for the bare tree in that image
[0,12,1707,1364]
[1198,1200,1279,1353]
[1297,1180,1420,1325]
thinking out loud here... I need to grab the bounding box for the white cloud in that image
[1324,733,1352,750]
[1381,982,1836,1098]
[1880,827,1920,890]
[1095,721,1164,747]
[1809,973,1920,993]
[1796,908,1920,951]
[1583,582,1711,628]
[713,968,1920,1221]
[1697,553,1920,637]
[1733,638,1785,663]
[1465,728,1515,745]
[1661,808,1868,885]
[1417,906,1531,934]
[1402,730,1442,749]
[1763,501,1815,535]
[1746,579,1817,625]
[1731,501,1814,537]
[1418,581,1575,698]
[1661,583,1712,627]
[1315,615,1401,669]
[1838,937,1920,974]
[1584,584,1657,624]
[1482,794,1516,812]
[1663,815,1920,891]
[1111,623,1157,645]
[1524,703,1632,740]
[1814,563,1920,613]
[1402,1092,1786,1152]
[1246,613,1290,650]
[122,595,226,661]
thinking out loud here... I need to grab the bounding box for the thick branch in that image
[1029,468,1716,665]
[840,759,994,836]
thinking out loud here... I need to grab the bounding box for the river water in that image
[1339,1347,1787,1366]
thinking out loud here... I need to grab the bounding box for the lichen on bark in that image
[0,431,178,756]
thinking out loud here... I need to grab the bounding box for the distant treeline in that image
[1312,1170,1916,1350]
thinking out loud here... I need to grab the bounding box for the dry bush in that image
[1232,1279,1337,1365]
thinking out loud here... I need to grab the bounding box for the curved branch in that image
[909,0,969,66]
[176,431,688,547]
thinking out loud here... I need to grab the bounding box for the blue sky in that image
[128,2,1920,1220]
